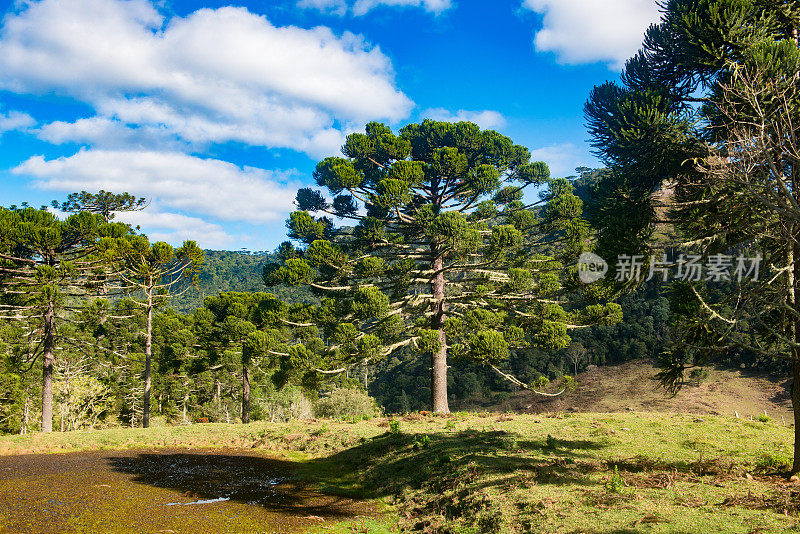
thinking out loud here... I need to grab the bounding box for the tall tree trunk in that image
[791,238,800,475]
[143,288,153,428]
[21,395,29,435]
[41,299,55,433]
[793,362,800,475]
[242,365,251,424]
[430,254,450,414]
[790,236,800,475]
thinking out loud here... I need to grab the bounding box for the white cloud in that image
[352,0,452,16]
[0,110,35,133]
[530,143,589,177]
[13,149,300,224]
[422,108,507,130]
[522,0,661,69]
[298,0,452,16]
[117,210,234,249]
[297,0,348,16]
[37,117,188,151]
[0,0,413,157]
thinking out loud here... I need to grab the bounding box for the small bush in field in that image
[260,386,313,422]
[560,375,577,392]
[604,465,625,494]
[413,434,431,450]
[313,388,382,422]
[388,419,401,435]
[755,452,790,472]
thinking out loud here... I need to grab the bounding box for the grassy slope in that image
[504,360,793,421]
[1,412,799,533]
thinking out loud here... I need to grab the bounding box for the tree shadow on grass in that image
[305,429,611,500]
[107,431,742,533]
[107,451,368,520]
[299,429,620,531]
[107,430,610,510]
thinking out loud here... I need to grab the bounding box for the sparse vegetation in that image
[603,465,626,495]
[388,419,401,435]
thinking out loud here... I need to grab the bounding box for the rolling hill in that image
[502,360,793,421]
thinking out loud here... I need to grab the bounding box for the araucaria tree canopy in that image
[266,120,621,413]
[0,207,130,431]
[584,0,800,472]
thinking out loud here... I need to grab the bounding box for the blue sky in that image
[0,0,661,250]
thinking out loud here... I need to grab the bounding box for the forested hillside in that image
[170,250,314,312]
[368,278,675,412]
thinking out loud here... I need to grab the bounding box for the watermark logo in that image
[578,252,609,284]
[614,254,761,283]
[578,252,762,284]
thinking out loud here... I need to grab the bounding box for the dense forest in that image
[0,161,633,433]
[171,250,315,312]
[0,185,774,434]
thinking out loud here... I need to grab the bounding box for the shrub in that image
[413,434,431,450]
[560,375,577,392]
[389,419,402,434]
[260,386,313,422]
[313,388,382,422]
[755,452,790,472]
[533,376,550,389]
[604,465,626,494]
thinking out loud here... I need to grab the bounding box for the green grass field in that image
[1,412,798,533]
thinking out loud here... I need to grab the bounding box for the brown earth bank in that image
[0,448,379,533]
[503,360,793,420]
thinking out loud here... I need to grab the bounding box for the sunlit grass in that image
[1,412,797,533]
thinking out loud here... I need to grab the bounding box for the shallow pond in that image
[0,448,378,533]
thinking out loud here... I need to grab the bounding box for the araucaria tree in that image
[585,1,800,471]
[101,236,203,428]
[267,120,621,413]
[203,292,318,424]
[0,208,129,432]
[53,190,147,222]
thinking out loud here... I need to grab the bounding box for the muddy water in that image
[0,449,374,533]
